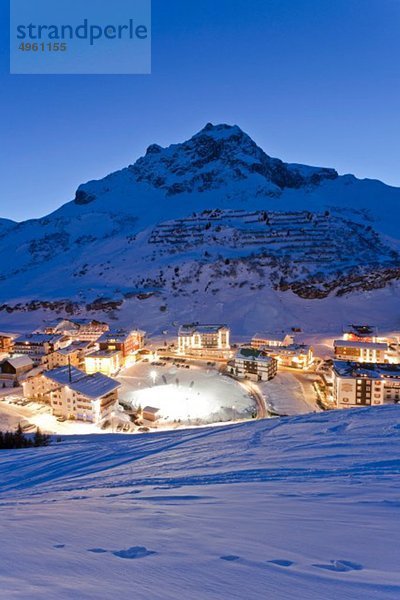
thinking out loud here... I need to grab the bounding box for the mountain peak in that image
[196,122,246,137]
[130,123,338,196]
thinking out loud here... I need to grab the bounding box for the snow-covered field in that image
[1,406,399,599]
[118,362,256,424]
[261,371,318,415]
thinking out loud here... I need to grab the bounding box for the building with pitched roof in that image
[22,365,120,423]
[0,356,34,382]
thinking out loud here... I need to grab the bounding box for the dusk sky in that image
[1,0,400,222]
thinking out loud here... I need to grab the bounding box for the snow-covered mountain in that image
[1,406,400,599]
[0,217,16,233]
[1,123,400,334]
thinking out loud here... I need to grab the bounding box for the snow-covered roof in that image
[48,318,107,330]
[69,373,120,399]
[1,356,33,370]
[71,318,107,326]
[45,318,75,327]
[14,333,62,345]
[333,361,400,379]
[179,324,228,335]
[0,332,17,339]
[343,324,377,336]
[258,343,311,356]
[143,406,160,415]
[45,365,82,386]
[44,366,120,398]
[252,333,292,342]
[56,342,90,356]
[86,350,121,358]
[235,347,274,363]
[334,340,387,350]
[98,329,143,343]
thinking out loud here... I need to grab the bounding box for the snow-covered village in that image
[2,1,400,599]
[1,320,400,435]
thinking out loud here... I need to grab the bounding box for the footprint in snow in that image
[112,546,157,559]
[267,559,294,567]
[53,544,65,549]
[312,560,363,572]
[87,548,108,554]
[220,555,241,562]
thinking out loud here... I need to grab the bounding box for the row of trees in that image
[0,424,50,450]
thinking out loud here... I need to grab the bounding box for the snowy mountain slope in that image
[0,216,16,233]
[0,123,399,332]
[1,406,400,599]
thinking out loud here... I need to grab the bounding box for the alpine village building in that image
[251,333,313,369]
[22,365,121,424]
[0,356,34,384]
[43,318,109,342]
[84,328,145,376]
[334,340,400,364]
[229,347,277,382]
[177,324,231,358]
[13,333,68,366]
[333,361,400,408]
[331,325,400,408]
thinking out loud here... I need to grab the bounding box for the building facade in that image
[0,356,33,382]
[0,334,14,354]
[44,319,109,342]
[229,347,277,382]
[250,336,313,370]
[342,324,378,343]
[46,341,93,370]
[84,350,122,377]
[142,406,161,423]
[263,344,314,369]
[333,361,400,408]
[98,329,145,365]
[251,333,294,349]
[13,333,67,366]
[333,340,398,364]
[22,365,120,423]
[177,324,231,357]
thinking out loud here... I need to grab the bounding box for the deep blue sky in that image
[1,0,400,221]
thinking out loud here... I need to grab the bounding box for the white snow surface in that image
[1,405,400,599]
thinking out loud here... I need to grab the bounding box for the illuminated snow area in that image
[119,364,256,424]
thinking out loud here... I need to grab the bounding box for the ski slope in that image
[1,406,400,599]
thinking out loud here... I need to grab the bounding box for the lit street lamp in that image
[150,370,157,386]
